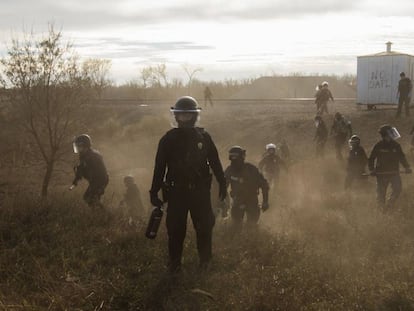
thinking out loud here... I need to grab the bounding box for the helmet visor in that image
[73,142,79,154]
[389,127,401,140]
[170,111,200,128]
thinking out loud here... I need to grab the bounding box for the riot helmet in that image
[379,124,401,140]
[229,146,246,161]
[73,134,91,154]
[124,175,135,186]
[348,135,360,149]
[266,143,277,154]
[170,96,201,128]
[334,112,342,121]
[314,115,322,127]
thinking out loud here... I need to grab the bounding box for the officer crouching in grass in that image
[70,134,109,208]
[149,96,227,273]
[224,146,269,231]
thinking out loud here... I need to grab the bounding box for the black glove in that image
[261,202,269,212]
[406,168,412,174]
[219,183,227,201]
[150,192,163,208]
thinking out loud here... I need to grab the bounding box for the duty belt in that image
[168,180,202,190]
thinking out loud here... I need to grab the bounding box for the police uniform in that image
[318,88,334,115]
[331,116,352,161]
[258,153,286,187]
[344,145,368,189]
[368,139,410,209]
[315,120,328,157]
[397,76,412,117]
[122,182,144,217]
[150,127,226,270]
[225,162,269,225]
[73,148,109,206]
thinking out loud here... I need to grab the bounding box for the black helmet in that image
[378,124,401,140]
[124,175,135,185]
[74,134,91,148]
[378,124,392,136]
[73,134,91,153]
[348,134,360,146]
[314,115,322,121]
[334,112,342,119]
[171,96,201,113]
[229,145,246,160]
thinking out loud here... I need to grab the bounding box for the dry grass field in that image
[2,99,414,310]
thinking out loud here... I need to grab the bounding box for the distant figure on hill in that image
[70,134,109,208]
[396,72,412,118]
[317,81,334,115]
[314,115,328,157]
[204,86,213,107]
[331,112,353,161]
[119,175,144,217]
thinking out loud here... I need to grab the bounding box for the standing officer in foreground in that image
[225,146,269,229]
[368,125,411,211]
[149,96,227,272]
[70,134,109,208]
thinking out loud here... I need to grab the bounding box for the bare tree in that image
[0,26,100,198]
[182,64,203,94]
[82,58,112,100]
[140,63,169,88]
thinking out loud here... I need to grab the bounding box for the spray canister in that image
[145,206,164,239]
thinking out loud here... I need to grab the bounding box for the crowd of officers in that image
[69,92,414,273]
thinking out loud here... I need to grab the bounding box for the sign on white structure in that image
[357,42,414,107]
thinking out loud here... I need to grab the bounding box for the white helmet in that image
[322,81,329,87]
[266,143,277,151]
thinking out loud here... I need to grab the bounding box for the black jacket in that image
[331,118,352,138]
[347,145,367,175]
[73,149,108,186]
[225,162,269,204]
[318,88,334,102]
[315,121,328,143]
[368,140,410,174]
[398,77,412,97]
[258,153,286,175]
[150,127,226,195]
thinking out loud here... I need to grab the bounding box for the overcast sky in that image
[1,0,414,83]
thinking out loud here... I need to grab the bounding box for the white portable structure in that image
[357,42,414,107]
